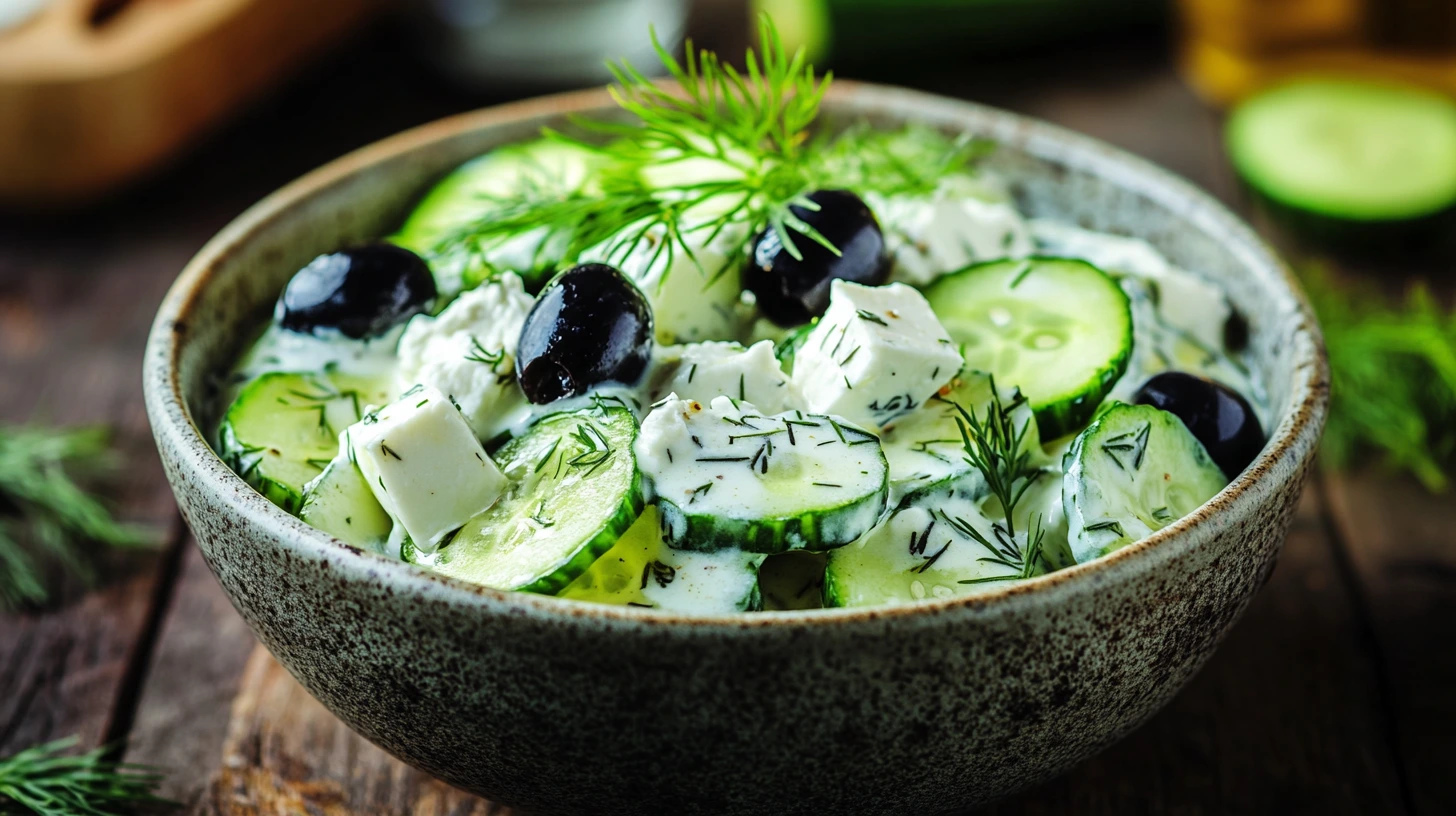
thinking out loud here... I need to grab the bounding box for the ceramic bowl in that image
[144,82,1328,815]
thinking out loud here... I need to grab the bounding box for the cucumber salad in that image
[215,22,1267,614]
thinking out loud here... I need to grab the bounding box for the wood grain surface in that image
[1,18,1451,816]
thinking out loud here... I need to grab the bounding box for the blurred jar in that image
[410,0,689,91]
[1179,0,1456,106]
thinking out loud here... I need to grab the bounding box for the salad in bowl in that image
[215,26,1266,616]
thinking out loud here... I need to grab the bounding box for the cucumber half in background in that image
[1228,79,1456,237]
[924,257,1132,441]
[217,372,393,514]
[1063,403,1227,565]
[429,406,644,595]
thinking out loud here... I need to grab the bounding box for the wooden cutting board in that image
[0,0,382,206]
[197,645,507,815]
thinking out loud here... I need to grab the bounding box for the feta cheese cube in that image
[349,386,506,552]
[658,340,792,413]
[395,273,535,443]
[791,281,962,429]
[870,180,1034,286]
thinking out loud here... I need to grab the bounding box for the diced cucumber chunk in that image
[823,469,1051,607]
[217,372,393,513]
[636,396,889,555]
[429,406,644,594]
[924,257,1131,441]
[1063,403,1227,564]
[877,370,1046,500]
[558,506,765,613]
[300,451,392,551]
[391,139,605,293]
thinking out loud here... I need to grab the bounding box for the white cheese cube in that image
[870,178,1034,287]
[791,281,963,430]
[658,340,792,413]
[349,386,505,552]
[395,273,535,443]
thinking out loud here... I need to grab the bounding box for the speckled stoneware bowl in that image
[144,82,1328,815]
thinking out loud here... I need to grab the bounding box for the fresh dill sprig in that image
[0,425,156,611]
[1301,263,1456,491]
[0,737,172,816]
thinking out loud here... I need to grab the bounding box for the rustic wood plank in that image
[986,487,1411,814]
[1322,472,1456,815]
[194,647,505,816]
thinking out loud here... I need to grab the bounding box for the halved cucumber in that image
[390,138,605,293]
[636,397,889,554]
[1228,79,1456,224]
[300,451,392,551]
[428,406,644,594]
[823,469,1052,607]
[217,372,393,513]
[924,257,1131,441]
[557,506,765,613]
[1063,402,1227,564]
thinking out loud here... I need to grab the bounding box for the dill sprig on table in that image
[0,425,155,611]
[0,737,170,816]
[431,15,990,288]
[1301,264,1456,492]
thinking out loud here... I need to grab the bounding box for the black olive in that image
[516,263,653,404]
[277,243,436,339]
[744,189,890,327]
[1134,372,1266,479]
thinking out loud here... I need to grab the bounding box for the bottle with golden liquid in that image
[1179,0,1456,106]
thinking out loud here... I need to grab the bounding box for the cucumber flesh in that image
[300,450,393,551]
[557,506,765,613]
[1063,402,1227,564]
[924,257,1132,441]
[823,469,1050,607]
[217,372,393,513]
[1228,79,1456,223]
[428,406,644,594]
[635,396,889,554]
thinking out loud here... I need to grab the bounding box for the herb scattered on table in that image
[0,425,156,611]
[1301,263,1456,491]
[0,737,170,816]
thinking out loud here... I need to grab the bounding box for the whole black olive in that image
[1134,371,1266,479]
[277,243,436,339]
[516,263,653,404]
[745,189,890,327]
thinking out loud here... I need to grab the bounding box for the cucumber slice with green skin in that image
[635,396,888,555]
[877,370,1046,501]
[217,373,393,513]
[390,139,605,293]
[428,406,644,594]
[558,506,765,613]
[1063,402,1227,564]
[300,451,393,551]
[924,257,1132,441]
[823,469,1050,607]
[1228,80,1456,224]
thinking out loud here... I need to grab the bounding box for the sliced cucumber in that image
[428,406,644,594]
[877,370,1045,500]
[391,139,605,293]
[823,469,1050,607]
[924,257,1132,441]
[217,372,393,513]
[1063,402,1227,564]
[300,450,392,551]
[635,396,888,554]
[1228,79,1456,224]
[558,506,765,613]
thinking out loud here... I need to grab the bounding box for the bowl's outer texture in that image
[144,82,1327,815]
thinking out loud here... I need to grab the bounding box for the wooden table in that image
[1,23,1451,816]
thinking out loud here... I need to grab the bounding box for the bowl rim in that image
[144,80,1329,630]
